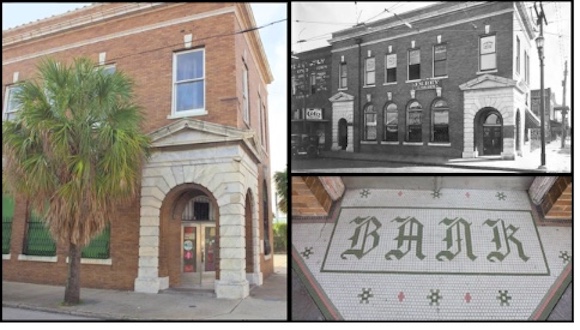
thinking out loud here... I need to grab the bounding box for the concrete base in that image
[247,272,263,286]
[215,279,250,299]
[134,276,169,294]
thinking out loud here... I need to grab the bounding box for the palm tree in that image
[273,167,287,214]
[2,57,150,305]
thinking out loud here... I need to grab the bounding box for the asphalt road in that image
[291,158,515,173]
[2,307,99,320]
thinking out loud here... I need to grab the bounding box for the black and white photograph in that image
[291,2,571,173]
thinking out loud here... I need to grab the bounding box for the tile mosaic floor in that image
[292,188,572,320]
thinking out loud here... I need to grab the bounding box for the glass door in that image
[181,223,216,287]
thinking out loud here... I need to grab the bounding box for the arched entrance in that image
[474,108,503,156]
[159,183,219,290]
[338,118,348,150]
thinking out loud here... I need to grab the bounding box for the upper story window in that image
[433,44,447,77]
[408,49,421,81]
[479,35,496,72]
[525,51,530,84]
[309,72,317,94]
[339,61,347,89]
[242,62,250,124]
[385,53,397,83]
[173,48,205,117]
[364,57,375,86]
[102,64,116,75]
[3,85,22,121]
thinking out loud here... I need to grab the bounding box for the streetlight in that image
[535,34,546,169]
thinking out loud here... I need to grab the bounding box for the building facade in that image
[291,46,332,150]
[323,1,535,159]
[2,3,274,299]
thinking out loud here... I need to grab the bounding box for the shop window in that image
[339,62,347,89]
[23,209,56,257]
[3,85,22,121]
[263,181,271,256]
[433,44,447,77]
[364,103,377,141]
[480,35,496,71]
[2,195,14,254]
[81,225,110,259]
[432,99,449,142]
[364,57,375,86]
[408,49,421,80]
[385,53,397,83]
[383,103,398,141]
[173,48,205,116]
[406,101,422,142]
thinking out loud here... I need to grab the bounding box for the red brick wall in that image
[292,176,332,217]
[541,177,572,220]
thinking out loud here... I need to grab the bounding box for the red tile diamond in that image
[465,192,470,198]
[398,191,403,197]
[465,292,472,303]
[398,291,405,302]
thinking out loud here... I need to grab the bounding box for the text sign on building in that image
[412,78,441,90]
[306,108,323,120]
[321,208,549,275]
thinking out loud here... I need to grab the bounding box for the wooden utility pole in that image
[560,60,568,148]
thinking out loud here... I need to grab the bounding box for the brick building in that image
[300,2,537,159]
[291,46,332,150]
[2,3,274,299]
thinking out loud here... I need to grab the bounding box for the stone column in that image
[215,180,249,299]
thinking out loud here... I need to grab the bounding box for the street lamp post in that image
[535,32,546,169]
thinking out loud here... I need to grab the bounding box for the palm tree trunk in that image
[64,242,81,305]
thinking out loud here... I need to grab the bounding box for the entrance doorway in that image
[482,112,502,155]
[181,223,216,288]
[338,118,348,150]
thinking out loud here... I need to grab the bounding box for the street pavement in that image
[3,307,98,320]
[2,254,287,321]
[292,137,571,173]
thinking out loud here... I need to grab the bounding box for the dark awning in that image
[525,107,541,128]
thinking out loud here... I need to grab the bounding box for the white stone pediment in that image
[329,91,354,102]
[149,119,255,149]
[459,74,518,91]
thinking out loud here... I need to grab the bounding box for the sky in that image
[2,2,288,215]
[292,1,572,110]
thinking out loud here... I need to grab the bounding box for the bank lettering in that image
[341,216,528,262]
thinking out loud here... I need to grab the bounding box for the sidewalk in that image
[319,138,571,173]
[2,254,287,321]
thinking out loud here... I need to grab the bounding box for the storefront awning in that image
[525,107,541,128]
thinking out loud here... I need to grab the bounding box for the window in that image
[364,57,376,86]
[242,63,250,124]
[2,195,14,254]
[310,73,316,94]
[408,49,421,80]
[516,36,520,74]
[525,51,529,83]
[291,76,296,96]
[385,53,397,83]
[102,65,116,75]
[182,196,214,221]
[339,62,347,89]
[263,182,271,256]
[23,209,56,256]
[262,102,268,151]
[407,101,423,142]
[173,48,205,116]
[480,35,496,71]
[3,85,22,121]
[81,225,110,259]
[431,99,449,142]
[364,104,377,141]
[384,103,398,141]
[433,44,447,77]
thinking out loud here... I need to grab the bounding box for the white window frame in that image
[364,57,376,86]
[170,48,206,119]
[407,49,421,82]
[479,35,496,72]
[3,85,22,121]
[338,62,347,90]
[384,53,397,84]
